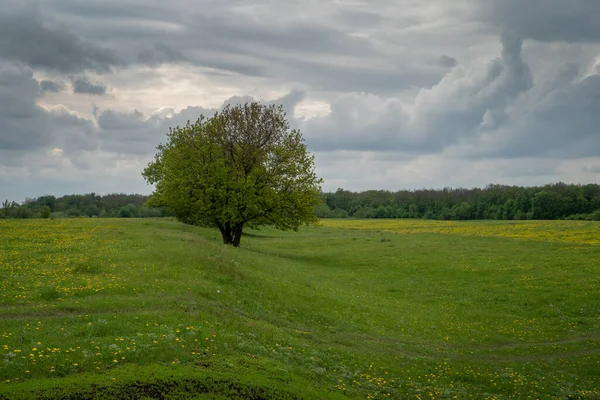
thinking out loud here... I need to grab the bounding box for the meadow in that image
[0,218,599,399]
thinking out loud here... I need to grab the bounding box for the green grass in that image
[0,218,599,399]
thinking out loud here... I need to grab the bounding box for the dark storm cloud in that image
[0,6,122,73]
[71,77,107,95]
[478,0,600,43]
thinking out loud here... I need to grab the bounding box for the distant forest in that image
[0,193,172,219]
[2,183,600,221]
[316,183,600,221]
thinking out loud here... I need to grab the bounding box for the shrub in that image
[40,206,51,219]
[588,209,600,221]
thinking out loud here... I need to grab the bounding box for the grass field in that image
[0,218,599,399]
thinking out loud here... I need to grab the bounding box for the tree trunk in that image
[216,221,243,246]
[217,221,232,245]
[232,224,243,247]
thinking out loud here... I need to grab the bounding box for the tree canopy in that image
[316,183,600,221]
[142,102,323,246]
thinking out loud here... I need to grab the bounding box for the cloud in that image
[137,43,187,67]
[0,63,97,154]
[478,0,600,43]
[95,105,216,155]
[584,165,600,174]
[299,33,533,153]
[40,80,66,93]
[469,71,600,159]
[0,64,51,151]
[93,90,306,155]
[16,0,456,92]
[333,9,385,28]
[313,152,599,192]
[71,76,107,95]
[1,0,599,202]
[0,5,122,73]
[438,55,458,68]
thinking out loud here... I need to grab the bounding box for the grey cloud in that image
[221,96,257,108]
[137,43,187,67]
[334,9,385,28]
[96,105,215,154]
[53,0,374,57]
[71,77,107,95]
[221,90,306,117]
[90,33,598,163]
[0,6,122,73]
[28,0,447,92]
[96,109,160,154]
[269,90,306,118]
[584,165,600,174]
[94,91,307,155]
[300,93,407,152]
[479,0,600,43]
[406,32,532,148]
[438,55,458,68]
[97,110,146,131]
[0,64,97,156]
[0,65,48,151]
[40,80,66,93]
[474,72,600,159]
[301,33,533,152]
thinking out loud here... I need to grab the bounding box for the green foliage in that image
[314,203,348,218]
[322,183,600,221]
[143,102,322,246]
[0,194,171,220]
[40,206,51,219]
[118,204,138,218]
[15,206,33,219]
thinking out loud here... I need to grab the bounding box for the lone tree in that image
[143,102,323,247]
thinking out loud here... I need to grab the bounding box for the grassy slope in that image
[0,218,599,399]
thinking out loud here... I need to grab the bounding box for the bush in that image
[352,206,377,219]
[40,206,52,219]
[314,204,349,219]
[564,214,588,221]
[514,211,528,220]
[15,207,33,219]
[588,209,600,221]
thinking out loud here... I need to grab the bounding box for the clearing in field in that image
[0,218,599,399]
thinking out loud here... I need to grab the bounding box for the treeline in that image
[4,183,600,221]
[317,183,600,221]
[0,193,172,219]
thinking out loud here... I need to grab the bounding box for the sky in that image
[1,0,600,202]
